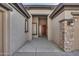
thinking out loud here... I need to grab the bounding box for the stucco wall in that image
[0,6,10,55]
[9,5,29,55]
[65,10,79,19]
[27,10,32,41]
[48,10,54,41]
[49,11,65,46]
[0,10,3,55]
[48,16,52,40]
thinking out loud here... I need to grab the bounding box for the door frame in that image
[38,16,47,37]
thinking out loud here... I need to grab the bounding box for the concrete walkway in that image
[13,38,79,56]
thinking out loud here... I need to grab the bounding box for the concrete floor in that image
[13,37,79,56]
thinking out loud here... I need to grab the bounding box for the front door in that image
[41,25,47,37]
[0,11,3,55]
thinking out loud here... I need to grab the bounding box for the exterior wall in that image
[0,6,10,55]
[65,10,79,51]
[48,13,53,40]
[48,16,52,40]
[65,10,79,19]
[50,11,65,46]
[3,10,10,56]
[9,5,30,55]
[49,9,79,51]
[27,10,32,41]
[48,10,54,41]
[29,9,51,15]
[73,17,79,51]
[0,10,3,55]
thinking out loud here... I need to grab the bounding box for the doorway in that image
[32,16,47,38]
[38,16,47,37]
[41,25,47,37]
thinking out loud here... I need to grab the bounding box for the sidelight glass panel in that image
[32,23,37,35]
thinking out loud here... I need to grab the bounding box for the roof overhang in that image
[49,3,79,19]
[0,3,12,11]
[9,3,30,18]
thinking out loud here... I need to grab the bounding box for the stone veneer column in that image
[64,21,74,52]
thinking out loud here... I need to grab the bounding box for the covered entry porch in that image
[13,37,79,56]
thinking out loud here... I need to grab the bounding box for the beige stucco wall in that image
[0,6,10,55]
[26,10,32,41]
[9,5,32,55]
[48,15,52,41]
[0,10,3,55]
[65,10,79,19]
[3,11,10,56]
[9,6,26,55]
[49,11,65,46]
[48,10,54,41]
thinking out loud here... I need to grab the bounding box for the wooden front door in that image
[0,11,3,55]
[41,25,47,37]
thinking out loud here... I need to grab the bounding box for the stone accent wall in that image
[64,21,74,52]
[60,20,74,52]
